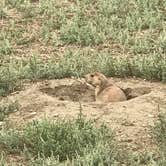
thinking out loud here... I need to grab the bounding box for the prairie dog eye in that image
[90,74,94,77]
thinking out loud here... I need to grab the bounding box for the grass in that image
[0,100,19,121]
[0,64,22,96]
[1,0,166,48]
[0,0,165,97]
[153,112,166,165]
[0,52,165,96]
[0,115,118,165]
[0,114,165,166]
[0,0,166,165]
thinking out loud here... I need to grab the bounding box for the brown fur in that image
[84,72,127,102]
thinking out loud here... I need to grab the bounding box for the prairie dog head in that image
[84,72,108,87]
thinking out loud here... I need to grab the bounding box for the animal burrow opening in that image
[40,82,151,102]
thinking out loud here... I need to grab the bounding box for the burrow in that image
[40,82,151,102]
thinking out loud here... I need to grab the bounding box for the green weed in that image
[0,101,19,121]
[0,116,118,165]
[154,112,166,162]
[0,65,21,96]
[20,52,166,82]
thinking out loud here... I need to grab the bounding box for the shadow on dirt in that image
[40,82,151,102]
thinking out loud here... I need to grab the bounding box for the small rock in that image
[148,114,154,118]
[121,138,133,143]
[30,112,37,115]
[121,120,135,126]
[25,112,37,119]
[53,113,59,117]
[142,124,146,127]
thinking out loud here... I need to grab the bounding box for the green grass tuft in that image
[0,101,19,121]
[153,112,166,165]
[0,116,118,165]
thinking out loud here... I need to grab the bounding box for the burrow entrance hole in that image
[40,82,151,102]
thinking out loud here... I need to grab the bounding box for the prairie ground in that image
[0,0,166,165]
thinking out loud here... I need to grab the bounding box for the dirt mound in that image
[40,83,95,102]
[3,78,166,152]
[40,81,151,102]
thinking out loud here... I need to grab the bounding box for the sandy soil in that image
[3,77,166,152]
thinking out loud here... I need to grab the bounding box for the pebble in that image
[148,114,154,118]
[53,113,59,117]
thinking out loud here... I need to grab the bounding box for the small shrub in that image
[0,65,21,96]
[60,19,105,46]
[0,39,13,56]
[0,101,19,121]
[0,116,117,164]
[5,0,25,8]
[19,51,166,82]
[153,112,166,158]
[0,7,7,19]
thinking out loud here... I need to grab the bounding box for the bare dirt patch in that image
[3,78,166,152]
[40,81,151,102]
[40,83,95,102]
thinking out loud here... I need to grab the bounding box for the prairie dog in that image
[84,72,127,102]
